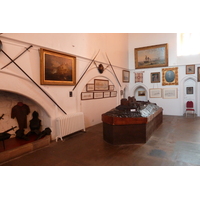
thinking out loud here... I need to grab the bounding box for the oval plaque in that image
[165,70,175,82]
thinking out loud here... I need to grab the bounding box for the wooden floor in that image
[1,115,200,166]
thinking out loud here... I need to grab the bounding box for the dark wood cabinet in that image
[102,108,163,145]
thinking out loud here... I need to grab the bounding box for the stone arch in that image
[179,75,198,116]
[130,83,149,101]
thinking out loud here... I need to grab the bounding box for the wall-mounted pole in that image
[106,53,121,87]
[0,46,67,115]
[1,45,33,70]
[72,50,100,91]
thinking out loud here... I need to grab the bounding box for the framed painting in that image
[122,70,130,82]
[162,67,178,86]
[110,91,117,97]
[86,84,94,91]
[135,43,168,69]
[186,87,193,94]
[40,48,76,85]
[198,67,200,82]
[103,91,110,98]
[94,92,104,99]
[81,92,93,100]
[109,85,114,91]
[94,79,109,91]
[149,88,162,98]
[162,88,178,99]
[138,91,146,96]
[151,72,160,83]
[186,65,195,74]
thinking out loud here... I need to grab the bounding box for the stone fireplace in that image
[0,70,59,141]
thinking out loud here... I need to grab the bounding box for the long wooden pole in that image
[106,53,121,87]
[1,49,67,115]
[72,50,100,91]
[1,45,33,70]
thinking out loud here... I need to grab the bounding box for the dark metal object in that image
[35,127,52,140]
[1,45,33,70]
[0,126,17,150]
[94,62,104,74]
[72,50,100,91]
[98,64,104,74]
[105,53,121,87]
[0,47,67,115]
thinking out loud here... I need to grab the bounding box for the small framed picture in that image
[162,88,178,99]
[104,91,110,98]
[151,72,160,83]
[86,84,94,91]
[110,91,117,97]
[138,91,145,96]
[186,65,195,74]
[198,67,200,82]
[122,70,130,82]
[109,85,114,91]
[149,88,162,98]
[94,92,104,99]
[94,79,109,91]
[186,87,193,94]
[81,92,93,100]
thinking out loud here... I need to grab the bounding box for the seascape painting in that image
[40,48,76,85]
[135,44,168,69]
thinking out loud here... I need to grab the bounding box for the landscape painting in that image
[135,43,168,69]
[40,48,76,85]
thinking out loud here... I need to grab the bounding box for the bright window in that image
[177,33,200,56]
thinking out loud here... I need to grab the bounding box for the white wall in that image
[0,33,129,138]
[2,33,200,140]
[128,33,200,116]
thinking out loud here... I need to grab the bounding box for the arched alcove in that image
[0,71,63,140]
[180,76,198,116]
[76,67,121,127]
[0,90,50,133]
[130,83,148,101]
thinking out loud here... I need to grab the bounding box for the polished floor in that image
[1,115,200,166]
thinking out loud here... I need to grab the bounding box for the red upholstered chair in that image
[186,101,195,117]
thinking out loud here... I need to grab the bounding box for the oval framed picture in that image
[162,67,178,86]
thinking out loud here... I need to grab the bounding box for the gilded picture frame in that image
[135,43,168,69]
[40,48,76,85]
[162,67,178,86]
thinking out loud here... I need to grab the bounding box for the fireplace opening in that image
[0,90,51,139]
[0,90,52,163]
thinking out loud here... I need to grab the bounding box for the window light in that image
[177,33,200,56]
